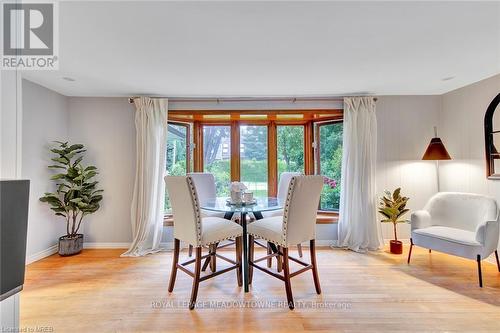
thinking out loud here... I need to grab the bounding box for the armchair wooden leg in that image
[297,243,303,258]
[189,247,202,310]
[236,236,242,287]
[407,238,413,264]
[477,254,483,288]
[267,242,272,268]
[168,238,180,292]
[495,250,500,272]
[310,240,321,294]
[282,247,294,310]
[188,244,193,257]
[249,235,255,284]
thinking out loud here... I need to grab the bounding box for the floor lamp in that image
[422,126,452,192]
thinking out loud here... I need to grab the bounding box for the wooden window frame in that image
[164,121,192,219]
[165,109,342,225]
[313,120,343,214]
[167,121,192,174]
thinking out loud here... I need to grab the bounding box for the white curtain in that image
[122,97,168,257]
[335,97,384,252]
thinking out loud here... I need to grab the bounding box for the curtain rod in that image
[127,96,377,104]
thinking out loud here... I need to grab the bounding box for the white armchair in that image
[408,192,500,287]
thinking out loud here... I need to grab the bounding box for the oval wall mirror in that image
[484,93,500,179]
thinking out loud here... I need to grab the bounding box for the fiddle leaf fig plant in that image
[378,188,409,242]
[39,141,103,238]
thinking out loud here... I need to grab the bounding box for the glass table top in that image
[200,197,283,213]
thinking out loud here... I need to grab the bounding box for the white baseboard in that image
[311,240,335,246]
[83,242,131,249]
[26,244,58,265]
[160,242,174,250]
[82,242,176,250]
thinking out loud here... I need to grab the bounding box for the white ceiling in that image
[22,1,500,97]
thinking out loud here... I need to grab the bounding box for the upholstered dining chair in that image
[187,173,223,217]
[186,173,229,260]
[260,172,304,267]
[247,175,324,309]
[408,192,500,287]
[165,176,243,309]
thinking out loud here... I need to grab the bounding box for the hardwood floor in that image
[21,245,500,332]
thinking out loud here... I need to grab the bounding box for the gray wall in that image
[68,98,136,244]
[1,71,20,178]
[21,79,69,261]
[376,96,441,239]
[440,74,500,253]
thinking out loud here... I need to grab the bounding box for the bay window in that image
[165,110,343,221]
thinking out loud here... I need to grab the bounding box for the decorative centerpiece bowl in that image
[229,181,247,205]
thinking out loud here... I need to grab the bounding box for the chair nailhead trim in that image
[281,177,296,245]
[248,231,285,247]
[203,233,243,246]
[187,176,202,246]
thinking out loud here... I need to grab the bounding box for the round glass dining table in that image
[200,197,283,292]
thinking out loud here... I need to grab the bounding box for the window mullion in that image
[230,121,240,182]
[268,121,278,197]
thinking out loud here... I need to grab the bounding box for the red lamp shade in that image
[422,137,451,160]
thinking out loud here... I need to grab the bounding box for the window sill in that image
[163,212,338,227]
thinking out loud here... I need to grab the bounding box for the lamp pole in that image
[434,127,440,193]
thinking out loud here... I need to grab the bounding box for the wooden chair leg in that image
[168,238,180,292]
[297,243,303,258]
[495,250,500,272]
[236,236,242,287]
[282,247,294,309]
[209,243,218,273]
[277,246,283,273]
[407,238,413,264]
[249,235,255,284]
[310,239,321,294]
[189,247,202,310]
[267,242,272,268]
[188,244,193,257]
[477,254,483,288]
[201,252,211,272]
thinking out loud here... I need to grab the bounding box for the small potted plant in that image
[378,188,409,254]
[40,141,103,256]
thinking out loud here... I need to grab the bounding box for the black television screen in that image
[0,179,30,301]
